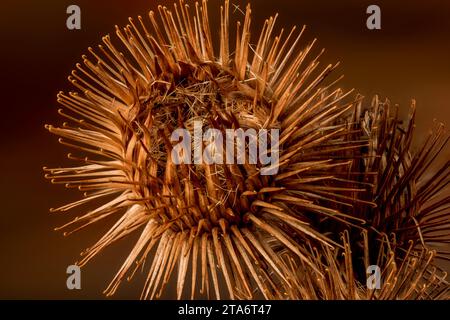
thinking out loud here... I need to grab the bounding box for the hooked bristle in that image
[45,0,449,300]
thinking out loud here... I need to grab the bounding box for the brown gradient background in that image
[0,0,449,299]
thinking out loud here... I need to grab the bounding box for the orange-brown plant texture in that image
[44,0,450,299]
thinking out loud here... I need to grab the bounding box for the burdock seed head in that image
[44,0,449,299]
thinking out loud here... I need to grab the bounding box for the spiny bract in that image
[44,0,449,299]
